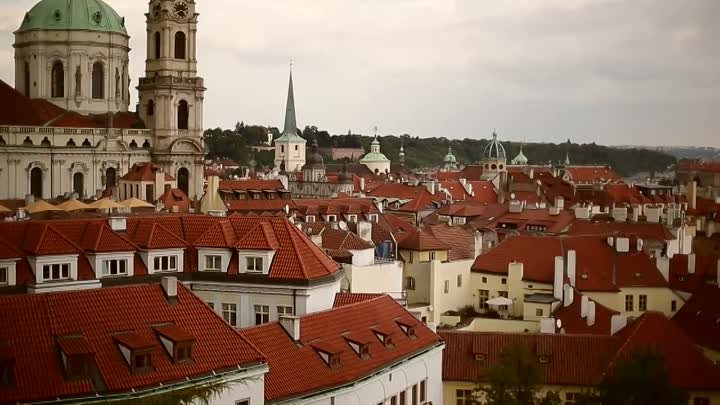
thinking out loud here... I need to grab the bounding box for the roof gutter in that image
[29,362,268,405]
[270,341,445,405]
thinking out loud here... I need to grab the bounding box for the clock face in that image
[173,1,189,20]
[151,1,162,19]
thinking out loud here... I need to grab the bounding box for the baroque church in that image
[0,0,206,201]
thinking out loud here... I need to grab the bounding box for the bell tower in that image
[137,0,206,200]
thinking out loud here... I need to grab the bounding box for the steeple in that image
[399,142,406,164]
[564,151,571,166]
[282,69,297,138]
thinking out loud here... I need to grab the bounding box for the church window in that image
[178,168,189,196]
[129,140,138,149]
[23,62,30,96]
[41,137,51,147]
[174,31,186,59]
[51,61,64,98]
[73,172,84,197]
[30,168,43,199]
[23,137,33,146]
[177,100,189,130]
[92,62,104,99]
[105,168,117,189]
[147,100,154,116]
[142,140,151,149]
[66,139,76,147]
[154,32,161,59]
[82,138,92,147]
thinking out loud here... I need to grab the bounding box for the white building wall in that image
[187,365,267,405]
[346,260,403,299]
[274,345,444,405]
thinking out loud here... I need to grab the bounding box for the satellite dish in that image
[510,193,516,199]
[556,319,562,329]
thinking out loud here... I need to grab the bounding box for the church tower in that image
[137,0,206,200]
[274,70,306,172]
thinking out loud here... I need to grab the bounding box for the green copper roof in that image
[360,152,391,163]
[444,146,457,163]
[275,71,306,143]
[512,145,528,165]
[17,0,127,35]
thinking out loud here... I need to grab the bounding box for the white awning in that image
[486,297,513,306]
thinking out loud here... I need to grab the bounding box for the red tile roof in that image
[467,181,498,203]
[668,254,719,293]
[235,222,280,251]
[489,208,576,234]
[397,229,450,251]
[240,295,442,402]
[676,159,720,174]
[426,225,476,261]
[158,188,192,212]
[0,282,264,403]
[130,222,188,250]
[367,183,428,200]
[332,292,384,308]
[194,220,238,248]
[321,228,373,251]
[120,163,174,182]
[672,284,720,352]
[564,166,620,183]
[566,221,674,241]
[219,179,285,192]
[441,312,720,390]
[79,222,137,253]
[0,236,22,260]
[458,165,485,181]
[553,290,619,335]
[21,222,82,256]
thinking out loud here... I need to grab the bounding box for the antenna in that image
[373,125,378,137]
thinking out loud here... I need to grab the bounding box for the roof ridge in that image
[284,220,310,280]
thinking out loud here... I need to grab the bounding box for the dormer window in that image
[347,214,358,223]
[153,324,195,364]
[57,336,94,381]
[368,214,379,223]
[154,255,178,272]
[101,259,128,276]
[205,255,222,271]
[326,215,337,222]
[312,344,343,370]
[306,215,315,223]
[538,355,550,364]
[246,257,263,273]
[373,329,394,349]
[0,267,7,285]
[396,320,417,339]
[113,333,155,374]
[475,353,486,361]
[345,337,371,360]
[42,263,70,281]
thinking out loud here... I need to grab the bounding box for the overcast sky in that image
[1,0,718,147]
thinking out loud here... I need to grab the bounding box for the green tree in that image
[597,349,688,405]
[476,341,560,405]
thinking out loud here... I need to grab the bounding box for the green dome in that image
[17,0,128,35]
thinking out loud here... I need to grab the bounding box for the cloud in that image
[0,0,717,147]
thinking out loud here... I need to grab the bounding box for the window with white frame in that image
[42,263,71,281]
[101,259,128,276]
[154,255,178,272]
[246,257,263,273]
[306,215,315,223]
[254,304,269,325]
[326,214,337,222]
[444,280,450,294]
[368,214,378,223]
[222,303,237,326]
[457,389,474,405]
[277,306,293,316]
[0,267,7,285]
[347,214,358,223]
[204,255,222,271]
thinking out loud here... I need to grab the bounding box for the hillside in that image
[204,124,677,177]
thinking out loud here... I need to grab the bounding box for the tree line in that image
[204,123,676,177]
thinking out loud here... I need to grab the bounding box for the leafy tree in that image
[596,349,688,405]
[475,341,560,405]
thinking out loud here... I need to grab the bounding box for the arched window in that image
[92,62,104,99]
[30,168,43,199]
[177,168,189,196]
[147,99,154,116]
[174,31,186,59]
[177,100,189,130]
[23,62,30,96]
[51,61,64,98]
[154,32,161,59]
[105,167,117,189]
[73,172,84,197]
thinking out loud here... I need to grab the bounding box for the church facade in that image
[0,0,206,201]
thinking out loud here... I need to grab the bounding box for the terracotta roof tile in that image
[241,295,442,402]
[397,229,450,251]
[672,284,720,352]
[0,283,264,403]
[79,222,137,253]
[219,180,285,192]
[321,228,373,251]
[235,222,280,251]
[129,222,188,250]
[194,220,238,248]
[553,290,619,335]
[21,223,82,256]
[332,293,384,308]
[567,221,674,241]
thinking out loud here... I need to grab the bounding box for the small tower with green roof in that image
[274,68,306,172]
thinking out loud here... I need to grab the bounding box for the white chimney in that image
[607,237,615,247]
[580,295,589,318]
[549,206,560,216]
[612,207,628,222]
[574,206,591,220]
[25,194,35,207]
[616,237,630,253]
[555,196,565,209]
[509,261,524,281]
[567,250,577,287]
[161,276,178,298]
[563,284,574,307]
[646,207,661,223]
[586,301,596,327]
[279,315,301,341]
[108,217,127,232]
[688,254,696,274]
[637,238,644,252]
[540,318,556,334]
[610,314,627,335]
[360,177,366,192]
[553,257,564,300]
[656,256,670,282]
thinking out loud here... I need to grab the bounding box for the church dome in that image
[511,145,528,165]
[483,132,507,161]
[444,146,457,164]
[17,0,128,35]
[304,140,324,168]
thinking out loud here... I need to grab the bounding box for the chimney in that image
[549,206,560,216]
[616,237,630,253]
[586,301,596,326]
[154,169,165,201]
[360,177,366,192]
[509,261,524,282]
[473,231,483,258]
[528,168,535,179]
[279,315,301,341]
[555,196,564,210]
[656,256,670,282]
[567,250,577,287]
[574,206,590,220]
[687,181,697,211]
[630,206,640,222]
[171,205,180,213]
[646,207,661,223]
[610,314,627,335]
[553,257,564,300]
[25,194,35,206]
[108,217,127,232]
[688,254,696,274]
[612,207,628,222]
[637,238,644,252]
[580,295,589,318]
[161,276,178,298]
[563,284,574,307]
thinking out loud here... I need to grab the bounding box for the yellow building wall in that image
[586,287,683,318]
[430,258,474,324]
[469,272,553,318]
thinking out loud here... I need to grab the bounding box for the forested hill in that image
[204,123,677,177]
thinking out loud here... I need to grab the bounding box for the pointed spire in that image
[564,151,570,166]
[282,68,297,137]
